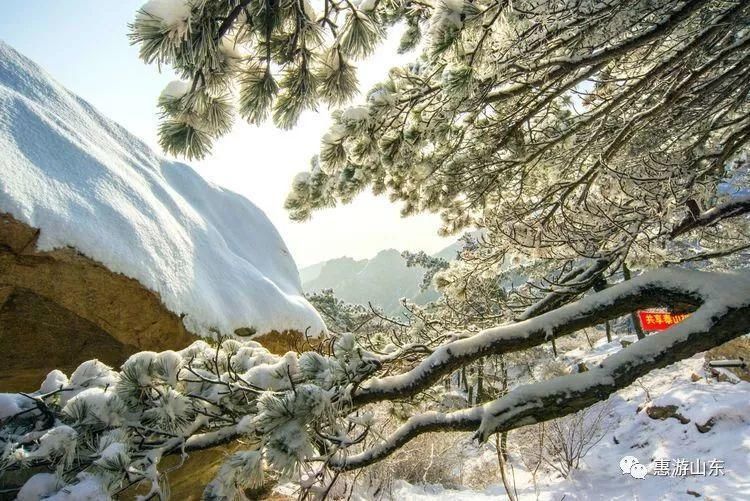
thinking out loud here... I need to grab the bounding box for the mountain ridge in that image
[301,243,461,313]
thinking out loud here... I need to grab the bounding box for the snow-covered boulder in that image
[0,41,325,342]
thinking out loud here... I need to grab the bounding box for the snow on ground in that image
[0,40,325,337]
[392,336,750,500]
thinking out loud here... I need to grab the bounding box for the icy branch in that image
[351,270,748,406]
[670,195,750,238]
[332,270,750,470]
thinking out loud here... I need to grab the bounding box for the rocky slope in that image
[0,40,324,390]
[0,212,196,391]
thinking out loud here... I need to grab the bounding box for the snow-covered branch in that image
[351,270,746,406]
[517,258,612,321]
[331,270,750,470]
[670,195,750,238]
[4,270,748,495]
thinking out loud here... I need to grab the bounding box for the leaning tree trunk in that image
[496,432,516,501]
[495,355,515,500]
[332,269,750,470]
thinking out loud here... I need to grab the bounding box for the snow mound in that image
[540,357,750,500]
[0,40,325,337]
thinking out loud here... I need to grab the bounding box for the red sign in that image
[637,310,690,332]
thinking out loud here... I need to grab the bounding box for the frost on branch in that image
[129,0,419,157]
[280,0,750,298]
[2,269,749,496]
[129,0,750,346]
[0,334,380,498]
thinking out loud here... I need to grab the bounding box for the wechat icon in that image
[620,456,647,479]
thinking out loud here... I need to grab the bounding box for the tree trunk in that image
[495,356,515,499]
[550,336,558,357]
[476,364,484,403]
[495,432,516,501]
[622,263,645,339]
[605,320,612,343]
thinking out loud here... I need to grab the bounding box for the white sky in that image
[0,2,452,267]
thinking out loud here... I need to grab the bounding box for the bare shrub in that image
[339,432,463,499]
[515,402,612,479]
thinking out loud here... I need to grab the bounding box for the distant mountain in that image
[301,244,461,314]
[299,260,327,284]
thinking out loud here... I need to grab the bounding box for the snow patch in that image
[392,356,750,500]
[0,393,32,420]
[39,370,69,394]
[0,41,326,338]
[138,0,191,28]
[17,473,60,501]
[45,473,109,500]
[160,79,191,99]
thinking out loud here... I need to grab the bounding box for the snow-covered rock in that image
[0,40,325,338]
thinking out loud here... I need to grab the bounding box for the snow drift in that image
[0,40,325,337]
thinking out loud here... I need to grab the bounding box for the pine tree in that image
[131,0,750,303]
[5,1,744,497]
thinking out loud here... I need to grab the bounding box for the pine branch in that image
[349,269,745,407]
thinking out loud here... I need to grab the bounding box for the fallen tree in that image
[333,269,750,469]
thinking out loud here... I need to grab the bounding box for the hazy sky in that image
[0,1,452,267]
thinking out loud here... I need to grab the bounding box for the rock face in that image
[0,213,310,498]
[0,39,325,500]
[0,40,325,341]
[0,212,321,392]
[0,213,196,391]
[0,40,328,391]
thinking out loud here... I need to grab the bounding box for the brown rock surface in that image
[0,213,320,388]
[0,213,318,498]
[0,212,197,391]
[705,336,750,382]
